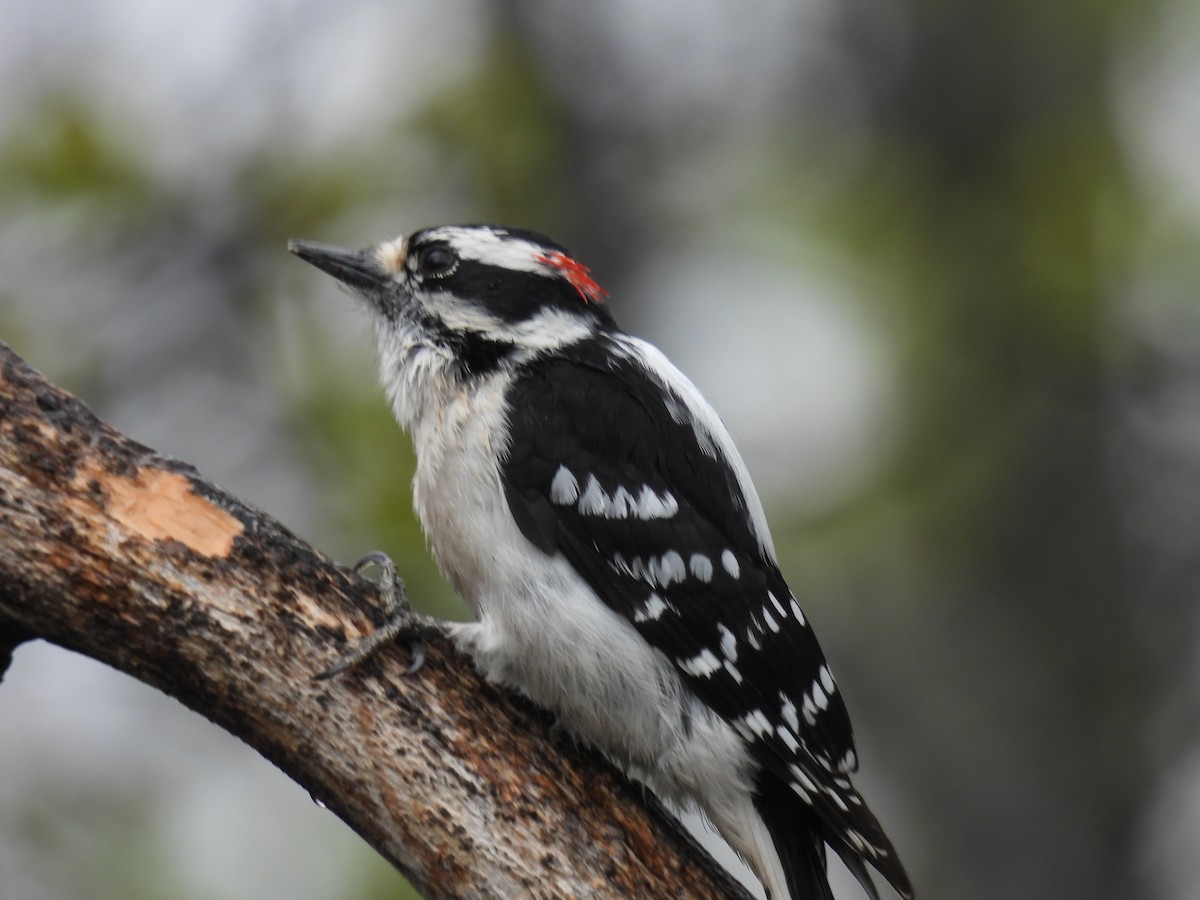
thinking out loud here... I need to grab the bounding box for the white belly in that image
[407,375,756,815]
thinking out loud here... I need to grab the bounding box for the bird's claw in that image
[315,551,425,680]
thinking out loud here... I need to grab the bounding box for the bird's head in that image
[289,224,614,377]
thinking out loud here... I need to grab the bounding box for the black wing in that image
[500,338,854,761]
[500,336,912,897]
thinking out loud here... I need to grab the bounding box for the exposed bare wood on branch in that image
[0,340,750,899]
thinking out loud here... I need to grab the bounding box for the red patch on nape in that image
[537,251,609,305]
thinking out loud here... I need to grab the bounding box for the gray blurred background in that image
[1,1,1198,898]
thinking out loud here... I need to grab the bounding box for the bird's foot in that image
[316,551,427,680]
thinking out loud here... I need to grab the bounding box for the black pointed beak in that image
[288,239,386,291]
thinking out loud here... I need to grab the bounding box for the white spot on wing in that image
[717,624,738,661]
[790,596,805,624]
[612,335,778,562]
[614,553,647,583]
[721,549,740,579]
[549,466,579,505]
[780,694,799,733]
[654,551,686,587]
[819,665,836,695]
[610,486,636,518]
[724,661,743,683]
[575,478,678,521]
[825,786,849,812]
[812,682,829,711]
[762,607,780,633]
[577,475,609,516]
[679,648,722,678]
[633,592,670,622]
[777,725,799,752]
[789,764,819,797]
[689,553,713,582]
[635,485,678,519]
[739,709,772,738]
[635,556,653,584]
[768,591,787,618]
[802,694,817,726]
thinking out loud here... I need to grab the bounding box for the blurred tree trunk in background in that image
[781,3,1171,898]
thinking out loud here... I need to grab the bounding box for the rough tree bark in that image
[0,340,751,900]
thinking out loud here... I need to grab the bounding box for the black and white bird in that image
[289,224,913,900]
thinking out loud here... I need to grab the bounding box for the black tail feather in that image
[753,764,920,900]
[754,779,836,900]
[829,841,882,900]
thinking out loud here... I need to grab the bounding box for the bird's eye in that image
[415,244,457,277]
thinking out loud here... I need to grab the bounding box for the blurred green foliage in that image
[1,2,1197,900]
[417,33,568,227]
[0,97,155,206]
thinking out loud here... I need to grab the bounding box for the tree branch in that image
[0,340,750,899]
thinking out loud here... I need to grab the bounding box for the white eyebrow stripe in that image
[426,227,553,275]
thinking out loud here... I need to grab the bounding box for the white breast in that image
[399,366,753,800]
[407,375,512,604]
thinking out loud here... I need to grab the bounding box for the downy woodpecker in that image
[290,224,913,900]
